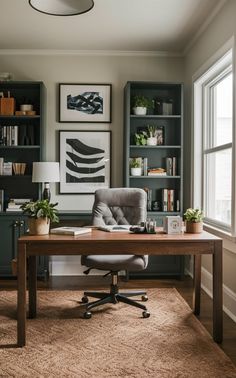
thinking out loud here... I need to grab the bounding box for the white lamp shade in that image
[32,162,60,183]
[29,0,94,16]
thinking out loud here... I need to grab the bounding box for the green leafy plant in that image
[20,200,59,223]
[132,95,154,109]
[130,157,142,168]
[134,132,147,145]
[184,208,203,223]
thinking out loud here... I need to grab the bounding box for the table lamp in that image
[32,162,60,201]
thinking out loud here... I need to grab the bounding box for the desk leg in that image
[213,240,223,343]
[28,256,37,318]
[17,242,26,347]
[193,255,201,315]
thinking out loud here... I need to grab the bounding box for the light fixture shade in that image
[32,162,60,183]
[29,0,94,16]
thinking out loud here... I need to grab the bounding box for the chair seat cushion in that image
[81,254,148,272]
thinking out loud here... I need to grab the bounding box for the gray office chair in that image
[81,188,150,319]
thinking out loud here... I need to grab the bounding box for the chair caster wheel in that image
[142,310,150,318]
[83,311,92,319]
[141,295,148,302]
[81,295,89,303]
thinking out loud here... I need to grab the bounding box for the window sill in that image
[203,224,236,255]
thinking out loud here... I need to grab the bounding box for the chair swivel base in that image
[81,285,150,319]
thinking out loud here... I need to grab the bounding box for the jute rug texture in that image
[0,288,235,378]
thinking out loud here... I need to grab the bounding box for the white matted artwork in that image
[59,130,111,194]
[59,83,112,123]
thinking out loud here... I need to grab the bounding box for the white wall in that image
[0,52,184,274]
[184,0,236,321]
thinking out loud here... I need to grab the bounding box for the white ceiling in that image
[0,0,225,53]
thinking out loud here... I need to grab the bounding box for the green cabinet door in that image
[0,214,49,278]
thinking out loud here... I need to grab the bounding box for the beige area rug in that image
[0,289,236,378]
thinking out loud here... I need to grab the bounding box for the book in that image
[6,208,22,212]
[98,225,131,232]
[50,227,92,236]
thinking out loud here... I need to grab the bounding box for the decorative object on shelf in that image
[59,83,112,123]
[0,91,15,115]
[184,208,203,233]
[131,95,154,115]
[163,216,182,234]
[29,0,94,16]
[154,98,173,115]
[0,72,13,82]
[20,199,59,235]
[59,130,111,194]
[130,157,142,176]
[32,162,60,201]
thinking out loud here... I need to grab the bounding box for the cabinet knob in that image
[14,221,19,227]
[20,221,24,227]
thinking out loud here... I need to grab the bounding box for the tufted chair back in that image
[92,188,147,226]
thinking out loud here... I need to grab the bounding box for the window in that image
[194,49,234,233]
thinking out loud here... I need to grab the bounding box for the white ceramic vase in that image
[147,137,157,146]
[133,107,147,115]
[130,167,142,176]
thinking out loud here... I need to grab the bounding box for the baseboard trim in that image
[185,268,236,323]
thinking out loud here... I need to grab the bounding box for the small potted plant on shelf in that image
[132,95,154,115]
[146,125,157,145]
[130,157,142,176]
[184,208,204,233]
[20,199,59,235]
[134,131,147,146]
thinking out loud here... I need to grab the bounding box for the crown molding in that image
[0,49,183,58]
[183,0,227,56]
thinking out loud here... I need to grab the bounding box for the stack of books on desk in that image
[50,227,92,236]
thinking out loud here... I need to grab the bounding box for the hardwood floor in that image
[1,275,235,365]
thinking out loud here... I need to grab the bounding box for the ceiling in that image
[0,0,225,53]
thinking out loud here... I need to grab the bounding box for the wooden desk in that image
[17,229,222,346]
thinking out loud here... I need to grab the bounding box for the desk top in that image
[19,228,221,244]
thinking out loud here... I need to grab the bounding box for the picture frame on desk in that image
[59,130,111,194]
[59,83,112,123]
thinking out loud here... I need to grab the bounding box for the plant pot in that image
[28,217,50,235]
[130,167,142,176]
[147,137,157,146]
[185,221,203,233]
[133,107,147,115]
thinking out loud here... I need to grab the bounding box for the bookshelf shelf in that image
[0,145,40,149]
[0,81,44,206]
[124,81,184,277]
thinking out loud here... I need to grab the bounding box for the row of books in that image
[0,126,18,146]
[0,159,13,175]
[162,189,180,212]
[0,125,36,146]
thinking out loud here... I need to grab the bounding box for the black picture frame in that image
[59,83,112,123]
[59,130,111,194]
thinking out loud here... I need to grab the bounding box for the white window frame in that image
[192,42,235,238]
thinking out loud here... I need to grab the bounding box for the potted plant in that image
[20,199,59,235]
[132,95,154,115]
[134,132,147,146]
[184,208,204,233]
[146,125,157,145]
[130,158,142,176]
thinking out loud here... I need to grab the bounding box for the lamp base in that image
[43,183,51,202]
